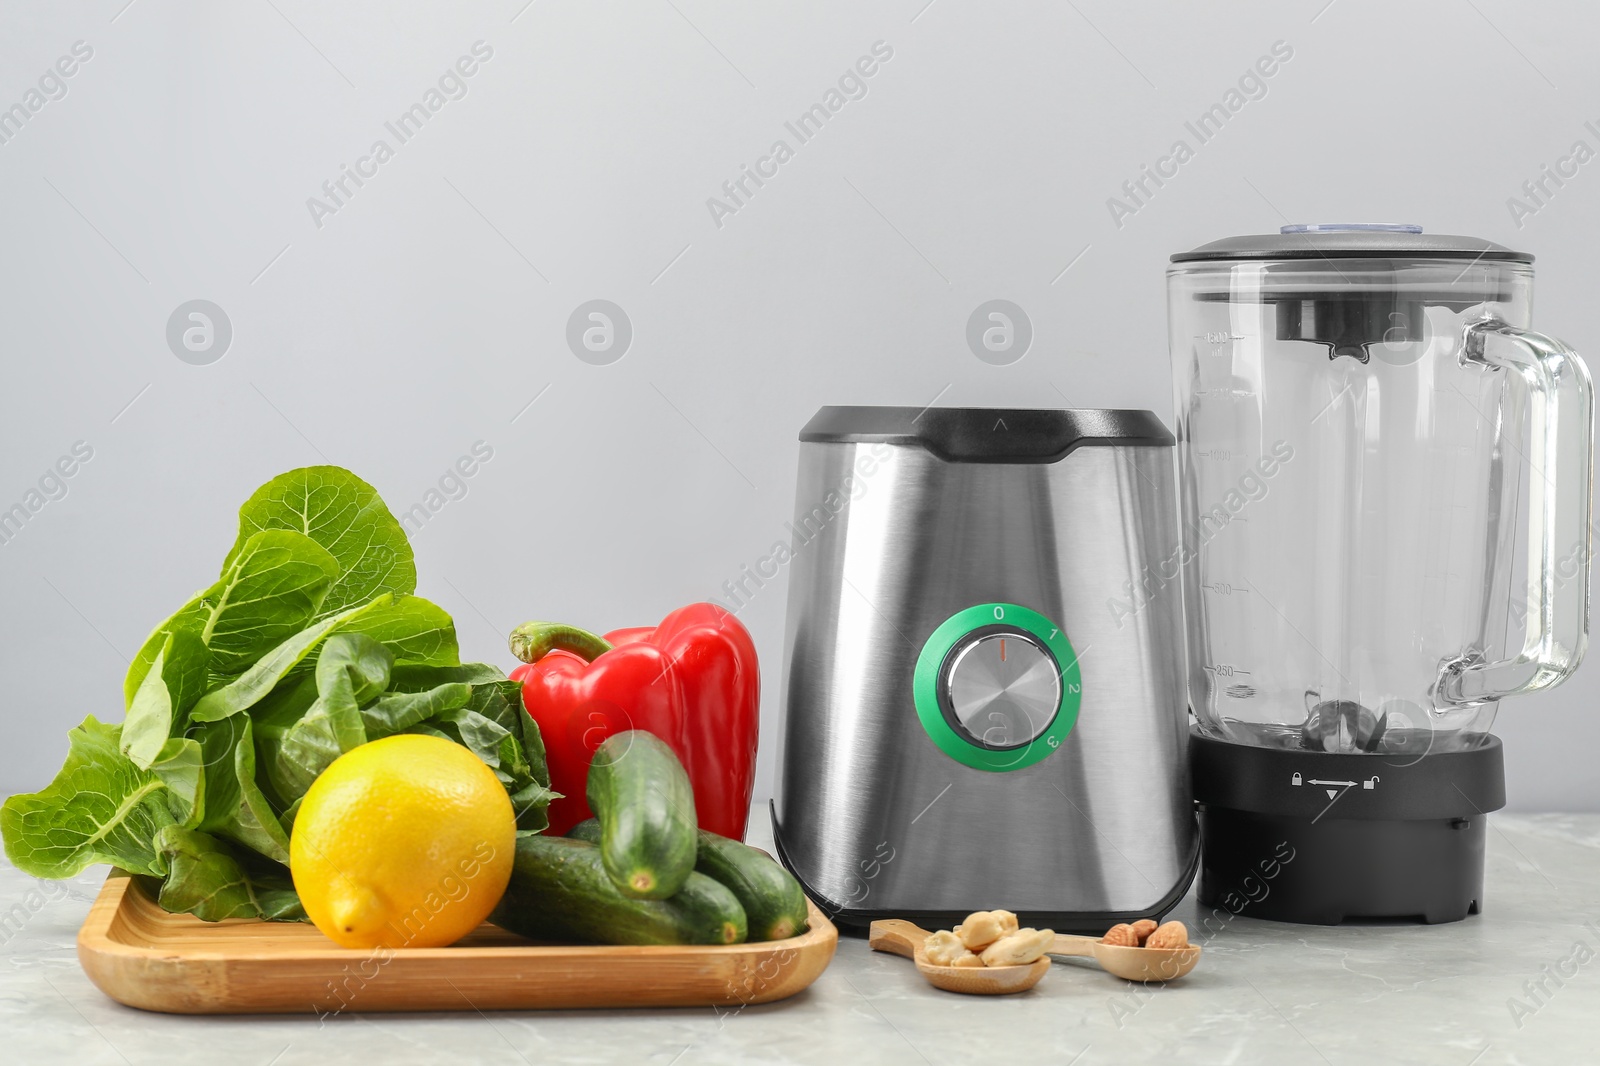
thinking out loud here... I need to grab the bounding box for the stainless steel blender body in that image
[772,407,1196,932]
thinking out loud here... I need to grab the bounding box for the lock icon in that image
[1363,776,1379,790]
[1291,772,1302,786]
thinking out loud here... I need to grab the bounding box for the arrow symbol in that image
[994,418,1008,431]
[1325,789,1337,799]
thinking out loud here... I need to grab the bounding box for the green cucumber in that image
[492,835,747,946]
[586,730,696,899]
[695,830,810,942]
[570,818,809,942]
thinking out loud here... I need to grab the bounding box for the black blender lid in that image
[799,406,1172,463]
[1171,224,1533,264]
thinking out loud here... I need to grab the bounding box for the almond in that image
[1101,923,1139,947]
[1145,920,1190,950]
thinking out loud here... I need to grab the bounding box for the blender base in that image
[1190,729,1505,925]
[1196,807,1486,924]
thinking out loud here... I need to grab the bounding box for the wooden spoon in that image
[1047,932,1201,982]
[868,920,1049,995]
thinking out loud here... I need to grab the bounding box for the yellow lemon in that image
[290,734,515,949]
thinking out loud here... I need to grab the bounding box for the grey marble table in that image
[3,811,1597,1065]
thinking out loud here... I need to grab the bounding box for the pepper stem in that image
[508,621,615,664]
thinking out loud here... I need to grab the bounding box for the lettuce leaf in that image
[123,529,341,706]
[122,629,209,769]
[153,825,304,921]
[337,594,460,668]
[413,676,556,833]
[189,595,395,722]
[225,466,415,619]
[149,736,206,829]
[359,684,474,736]
[263,634,393,802]
[190,716,288,863]
[1,717,182,878]
[253,636,536,819]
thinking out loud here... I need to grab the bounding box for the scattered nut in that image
[956,909,1019,951]
[1145,920,1190,950]
[1130,919,1157,945]
[979,927,1054,967]
[924,929,976,967]
[920,912,1053,970]
[1101,923,1139,947]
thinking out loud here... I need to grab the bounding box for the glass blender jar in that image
[1169,225,1593,924]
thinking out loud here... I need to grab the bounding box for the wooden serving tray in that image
[78,872,837,1014]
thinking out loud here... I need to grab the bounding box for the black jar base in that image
[1195,806,1487,925]
[1189,729,1505,926]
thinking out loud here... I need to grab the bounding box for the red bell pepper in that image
[508,603,759,840]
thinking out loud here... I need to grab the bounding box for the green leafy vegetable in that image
[198,530,342,677]
[317,632,394,707]
[388,662,506,689]
[148,737,206,829]
[265,634,393,801]
[229,717,293,863]
[338,594,460,668]
[193,718,245,833]
[188,596,395,722]
[1,717,180,878]
[450,677,556,833]
[189,716,288,864]
[359,683,474,736]
[124,605,205,709]
[1,465,553,923]
[256,635,534,815]
[153,825,305,921]
[225,466,416,619]
[122,629,209,769]
[123,529,341,705]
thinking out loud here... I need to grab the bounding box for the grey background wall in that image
[2,0,1597,811]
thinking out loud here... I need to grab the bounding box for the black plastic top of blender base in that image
[1189,729,1505,821]
[1172,229,1532,263]
[799,407,1172,463]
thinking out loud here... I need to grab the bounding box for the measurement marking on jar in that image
[1194,388,1255,399]
[1202,582,1247,596]
[1205,664,1251,677]
[1193,449,1238,461]
[1197,331,1245,352]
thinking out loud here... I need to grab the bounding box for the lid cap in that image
[1172,225,1532,264]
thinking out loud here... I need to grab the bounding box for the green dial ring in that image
[913,602,1080,772]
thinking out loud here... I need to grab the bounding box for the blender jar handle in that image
[1440,320,1595,705]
